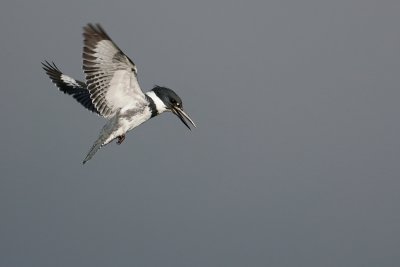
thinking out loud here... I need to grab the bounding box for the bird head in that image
[150,86,196,130]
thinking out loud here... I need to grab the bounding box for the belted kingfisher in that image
[42,24,196,164]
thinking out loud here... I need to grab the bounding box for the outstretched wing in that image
[83,23,146,118]
[42,61,100,115]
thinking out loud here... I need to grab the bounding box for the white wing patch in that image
[106,70,138,110]
[61,74,80,87]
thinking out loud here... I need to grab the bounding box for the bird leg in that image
[116,134,126,145]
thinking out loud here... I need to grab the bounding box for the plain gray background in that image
[1,0,400,266]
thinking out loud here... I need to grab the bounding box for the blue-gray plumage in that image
[42,24,195,164]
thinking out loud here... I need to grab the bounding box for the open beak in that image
[172,107,196,130]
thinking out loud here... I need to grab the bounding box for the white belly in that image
[102,107,152,145]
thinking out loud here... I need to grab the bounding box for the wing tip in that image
[41,60,61,74]
[41,60,64,86]
[83,23,109,42]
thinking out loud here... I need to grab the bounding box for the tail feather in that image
[82,133,111,164]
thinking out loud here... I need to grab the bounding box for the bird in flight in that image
[42,24,195,164]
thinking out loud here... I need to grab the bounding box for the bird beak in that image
[172,106,196,130]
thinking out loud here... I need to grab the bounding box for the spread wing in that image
[83,23,146,118]
[41,61,100,115]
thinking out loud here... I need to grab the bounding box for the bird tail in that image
[82,131,112,164]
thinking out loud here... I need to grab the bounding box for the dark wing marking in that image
[83,23,146,118]
[42,61,100,115]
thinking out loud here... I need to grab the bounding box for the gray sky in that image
[1,0,400,266]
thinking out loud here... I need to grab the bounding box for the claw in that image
[116,135,126,145]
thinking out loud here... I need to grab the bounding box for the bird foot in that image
[116,135,126,145]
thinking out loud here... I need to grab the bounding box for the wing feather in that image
[41,61,100,115]
[82,24,145,118]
